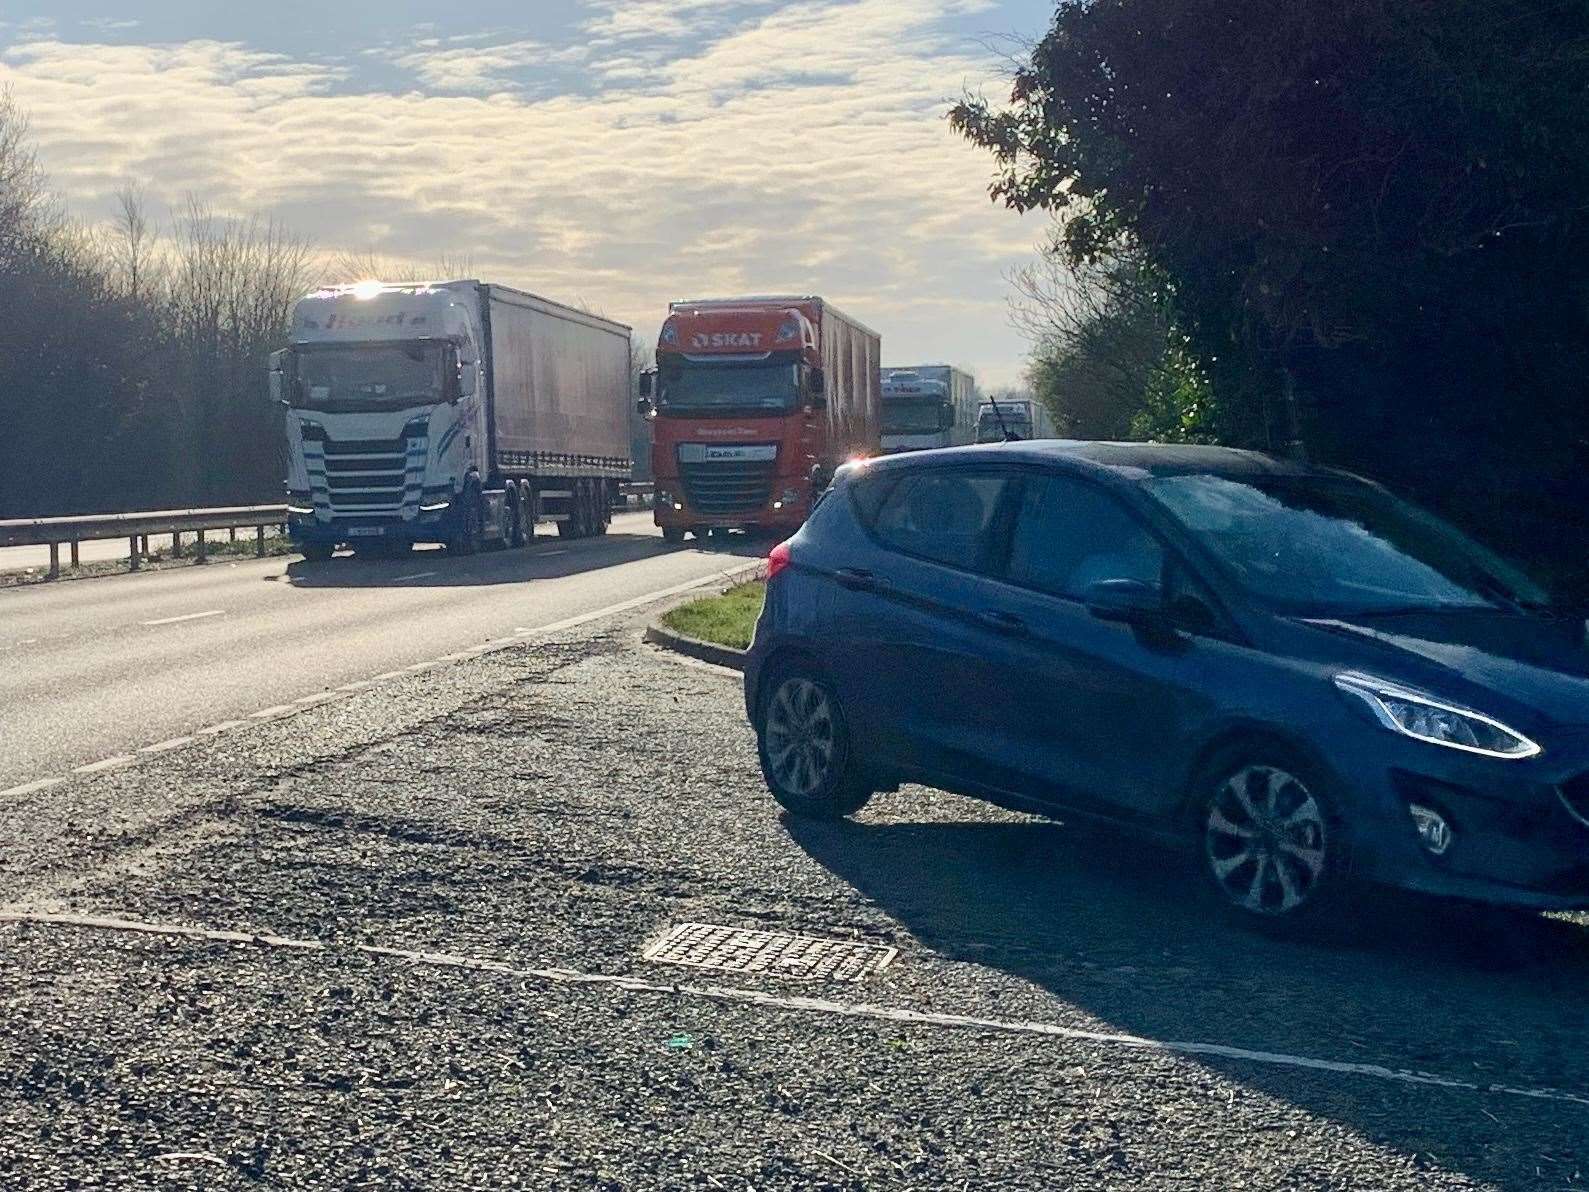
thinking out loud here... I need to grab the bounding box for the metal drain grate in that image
[644,922,896,982]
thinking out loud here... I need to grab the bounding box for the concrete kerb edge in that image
[643,567,765,671]
[644,621,748,672]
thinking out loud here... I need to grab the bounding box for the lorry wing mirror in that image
[445,364,463,405]
[638,370,654,399]
[269,350,290,407]
[636,396,655,417]
[808,368,827,407]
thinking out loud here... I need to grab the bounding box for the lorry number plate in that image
[346,527,384,537]
[679,443,778,463]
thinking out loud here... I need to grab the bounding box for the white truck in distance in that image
[975,396,1058,444]
[274,282,632,561]
[881,365,978,451]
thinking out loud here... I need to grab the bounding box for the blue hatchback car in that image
[743,442,1589,925]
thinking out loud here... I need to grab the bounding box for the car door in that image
[826,465,1020,784]
[973,471,1213,819]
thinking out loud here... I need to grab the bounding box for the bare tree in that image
[322,248,477,285]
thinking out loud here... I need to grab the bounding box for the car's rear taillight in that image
[767,540,793,581]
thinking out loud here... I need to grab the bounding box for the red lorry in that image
[639,296,881,542]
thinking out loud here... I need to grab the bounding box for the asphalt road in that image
[1,607,1585,1188]
[0,513,759,792]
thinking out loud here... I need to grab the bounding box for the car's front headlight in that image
[1334,673,1541,760]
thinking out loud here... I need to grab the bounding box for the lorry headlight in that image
[1334,673,1541,760]
[420,500,452,513]
[287,505,314,516]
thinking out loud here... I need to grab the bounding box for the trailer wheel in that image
[508,483,529,548]
[595,482,610,536]
[662,526,686,546]
[300,542,335,563]
[557,482,581,539]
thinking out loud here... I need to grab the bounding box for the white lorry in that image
[274,282,632,561]
[881,365,978,450]
[975,396,1058,444]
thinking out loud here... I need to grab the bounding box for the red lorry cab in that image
[645,296,881,541]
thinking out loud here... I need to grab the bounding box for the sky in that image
[0,1,1054,387]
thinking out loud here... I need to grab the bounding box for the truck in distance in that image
[975,395,1057,443]
[274,281,632,561]
[879,364,978,452]
[638,296,881,543]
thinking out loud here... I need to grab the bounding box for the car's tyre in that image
[1196,747,1346,928]
[662,526,686,545]
[300,542,335,563]
[446,488,483,556]
[756,668,873,820]
[595,485,610,536]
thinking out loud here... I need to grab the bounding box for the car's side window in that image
[869,470,1012,574]
[1007,474,1166,599]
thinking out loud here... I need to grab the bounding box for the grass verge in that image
[660,581,766,651]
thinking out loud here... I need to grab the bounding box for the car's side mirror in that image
[1084,578,1166,627]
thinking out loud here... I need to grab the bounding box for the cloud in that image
[0,0,1040,385]
[385,38,588,94]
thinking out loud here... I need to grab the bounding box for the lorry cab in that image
[277,284,486,558]
[645,296,880,543]
[879,372,954,453]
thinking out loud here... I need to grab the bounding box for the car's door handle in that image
[977,610,1029,636]
[835,568,884,592]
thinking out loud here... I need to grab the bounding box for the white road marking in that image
[4,562,764,796]
[539,550,568,558]
[140,737,194,755]
[9,909,1588,1111]
[73,755,135,775]
[142,610,226,628]
[392,571,438,582]
[0,777,65,798]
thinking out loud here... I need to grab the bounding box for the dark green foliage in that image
[954,1,1589,593]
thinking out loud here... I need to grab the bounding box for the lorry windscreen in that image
[293,343,445,411]
[883,400,947,434]
[661,360,799,413]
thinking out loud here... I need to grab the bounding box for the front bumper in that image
[288,504,457,547]
[652,482,810,532]
[1336,725,1589,909]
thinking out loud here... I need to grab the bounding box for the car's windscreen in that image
[295,343,444,410]
[662,361,798,412]
[1143,473,1550,616]
[882,400,944,434]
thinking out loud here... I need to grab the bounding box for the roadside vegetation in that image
[661,582,766,651]
[954,1,1589,596]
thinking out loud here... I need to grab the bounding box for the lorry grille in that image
[680,460,776,516]
[303,422,429,518]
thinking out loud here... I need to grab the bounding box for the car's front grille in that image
[680,460,776,516]
[1560,772,1589,829]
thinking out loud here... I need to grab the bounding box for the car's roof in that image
[862,440,1345,483]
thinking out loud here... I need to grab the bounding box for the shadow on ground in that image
[789,812,1589,1189]
[274,528,767,590]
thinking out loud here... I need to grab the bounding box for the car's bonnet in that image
[1293,609,1589,728]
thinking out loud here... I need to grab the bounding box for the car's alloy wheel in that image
[1203,764,1330,918]
[766,679,838,797]
[758,672,872,819]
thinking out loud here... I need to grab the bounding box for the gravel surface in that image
[1,613,1586,1189]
